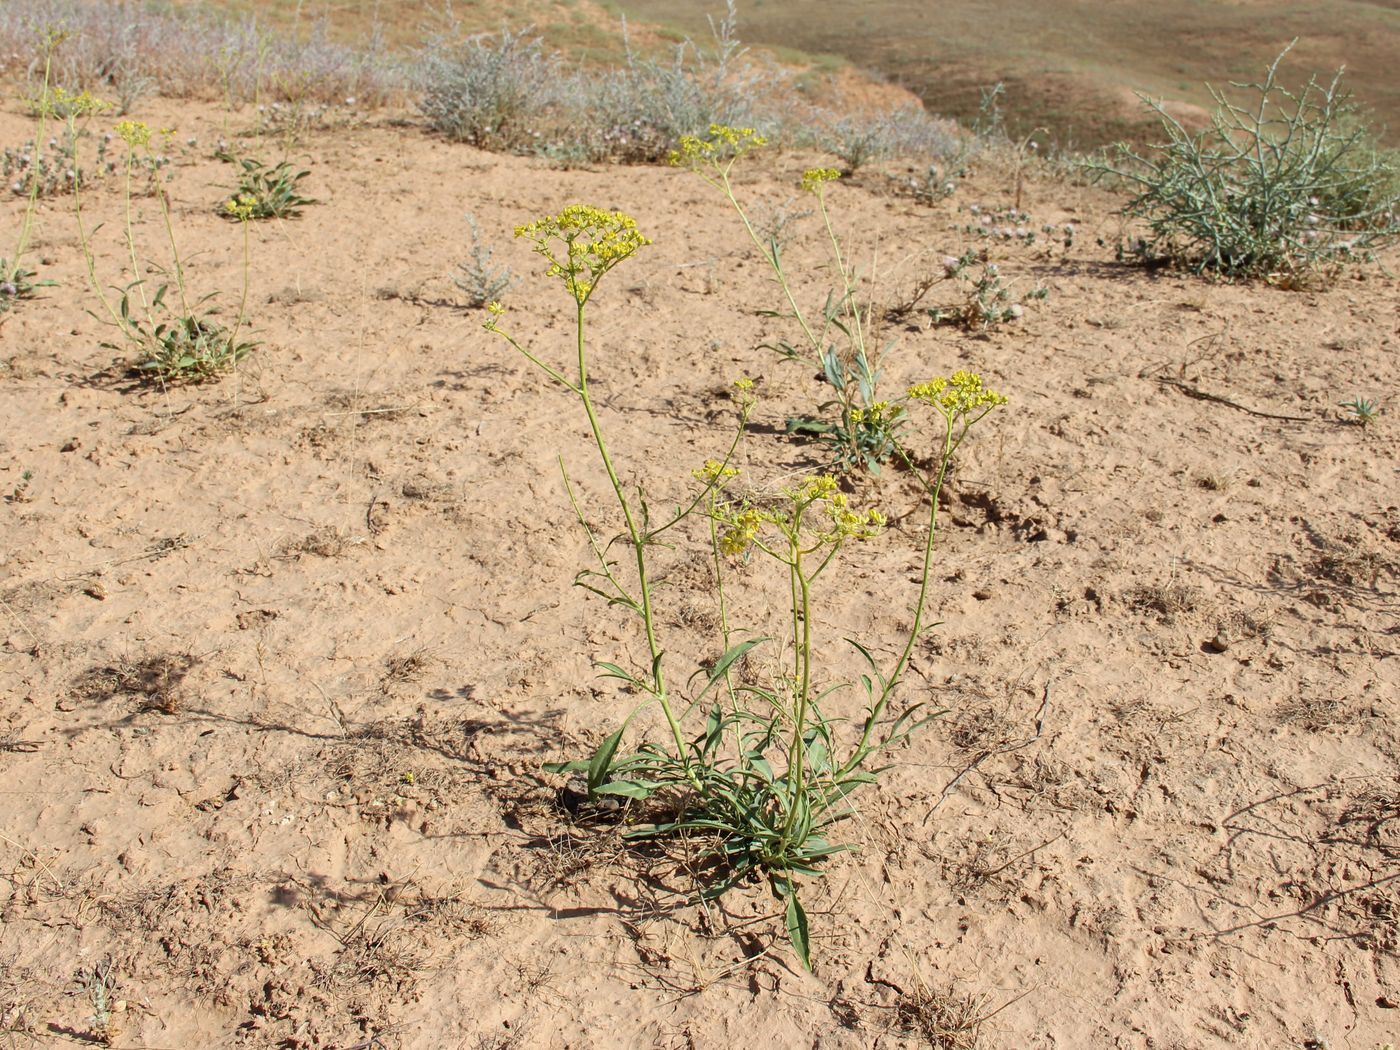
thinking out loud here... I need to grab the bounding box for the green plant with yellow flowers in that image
[485,189,1007,970]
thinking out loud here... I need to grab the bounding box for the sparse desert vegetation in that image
[1,3,1398,1048]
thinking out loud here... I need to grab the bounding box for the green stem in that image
[229,215,251,350]
[10,42,56,280]
[779,546,813,851]
[715,166,822,355]
[706,507,745,768]
[817,192,867,360]
[840,422,954,772]
[646,407,748,542]
[788,545,802,681]
[122,151,152,321]
[573,301,692,776]
[154,177,192,318]
[72,126,123,336]
[491,327,580,392]
[890,451,948,685]
[559,456,639,611]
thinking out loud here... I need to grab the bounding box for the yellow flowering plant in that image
[486,205,746,783]
[219,156,316,221]
[673,126,973,474]
[680,374,1005,968]
[487,201,1009,971]
[73,114,256,383]
[3,29,68,316]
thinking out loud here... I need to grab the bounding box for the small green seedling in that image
[1341,397,1380,426]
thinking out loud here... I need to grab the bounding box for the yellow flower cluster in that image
[822,492,886,543]
[733,375,756,410]
[669,124,768,169]
[719,506,765,556]
[693,459,740,485]
[908,371,1008,417]
[481,300,507,333]
[515,205,649,302]
[115,120,150,148]
[717,474,883,556]
[849,400,902,428]
[224,193,257,221]
[800,168,841,193]
[789,474,839,503]
[36,87,111,118]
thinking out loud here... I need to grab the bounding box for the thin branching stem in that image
[573,301,693,777]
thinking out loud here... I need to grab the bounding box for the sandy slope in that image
[1,96,1398,1049]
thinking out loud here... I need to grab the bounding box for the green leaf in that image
[786,416,835,436]
[699,702,726,758]
[845,637,883,675]
[694,637,766,701]
[784,886,812,972]
[543,758,591,775]
[587,725,625,794]
[794,838,848,860]
[594,779,660,800]
[594,661,641,686]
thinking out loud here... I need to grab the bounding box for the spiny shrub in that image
[418,4,780,163]
[822,115,890,174]
[1094,44,1400,279]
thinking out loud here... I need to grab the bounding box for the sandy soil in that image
[1,96,1398,1049]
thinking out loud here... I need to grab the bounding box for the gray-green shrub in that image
[0,0,404,106]
[1094,44,1400,279]
[453,213,512,308]
[582,13,768,164]
[417,27,560,149]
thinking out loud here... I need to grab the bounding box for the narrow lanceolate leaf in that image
[587,725,626,794]
[785,889,812,972]
[820,347,845,391]
[696,637,766,700]
[844,637,886,683]
[542,758,591,775]
[594,661,642,686]
[594,779,660,799]
[702,703,726,757]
